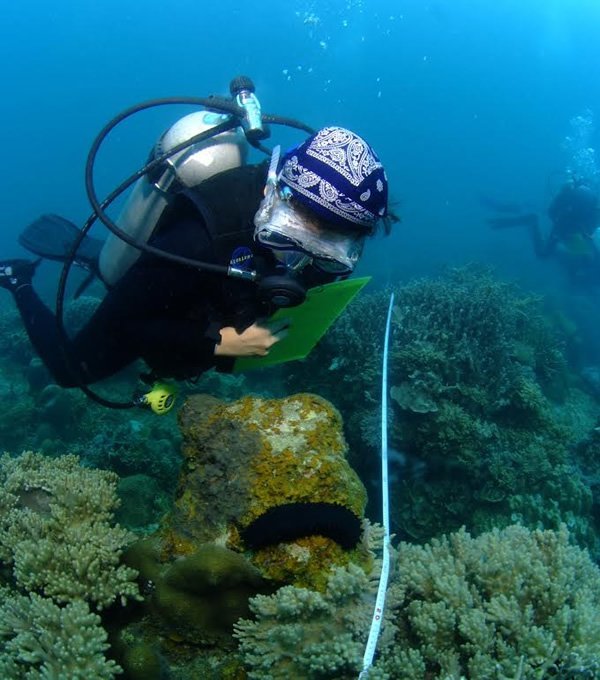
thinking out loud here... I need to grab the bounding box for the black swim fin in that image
[19,214,104,273]
[19,214,107,298]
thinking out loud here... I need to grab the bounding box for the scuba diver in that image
[486,179,600,286]
[0,80,394,413]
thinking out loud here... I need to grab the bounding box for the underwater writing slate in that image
[233,276,371,372]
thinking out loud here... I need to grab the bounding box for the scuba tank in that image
[99,111,248,286]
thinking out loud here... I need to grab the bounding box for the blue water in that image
[1,0,600,329]
[0,4,596,225]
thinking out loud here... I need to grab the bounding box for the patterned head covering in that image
[279,126,388,230]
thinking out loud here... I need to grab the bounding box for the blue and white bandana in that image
[279,126,388,229]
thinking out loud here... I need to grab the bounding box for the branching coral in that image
[233,521,386,679]
[388,266,567,414]
[376,524,600,679]
[235,562,378,679]
[0,451,140,609]
[0,451,142,678]
[235,525,600,680]
[0,589,121,679]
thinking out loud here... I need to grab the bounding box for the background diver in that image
[0,118,394,405]
[486,179,600,286]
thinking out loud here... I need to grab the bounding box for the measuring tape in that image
[359,292,394,678]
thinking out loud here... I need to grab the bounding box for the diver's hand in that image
[214,321,289,357]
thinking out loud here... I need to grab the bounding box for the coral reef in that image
[34,383,88,438]
[0,390,39,452]
[573,419,600,541]
[282,266,599,553]
[0,590,120,679]
[376,524,600,679]
[0,451,140,609]
[115,474,171,531]
[0,451,142,678]
[1,267,597,679]
[0,292,182,483]
[82,417,182,493]
[388,267,565,409]
[385,269,597,547]
[114,392,376,676]
[234,524,600,680]
[234,563,373,679]
[234,521,386,680]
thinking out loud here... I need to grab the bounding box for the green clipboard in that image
[234,276,371,372]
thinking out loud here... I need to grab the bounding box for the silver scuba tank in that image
[99,111,248,286]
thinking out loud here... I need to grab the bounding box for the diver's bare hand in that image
[214,321,289,357]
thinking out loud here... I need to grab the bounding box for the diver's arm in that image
[215,322,288,357]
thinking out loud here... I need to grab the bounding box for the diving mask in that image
[253,183,365,274]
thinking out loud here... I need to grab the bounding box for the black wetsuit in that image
[14,163,333,387]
